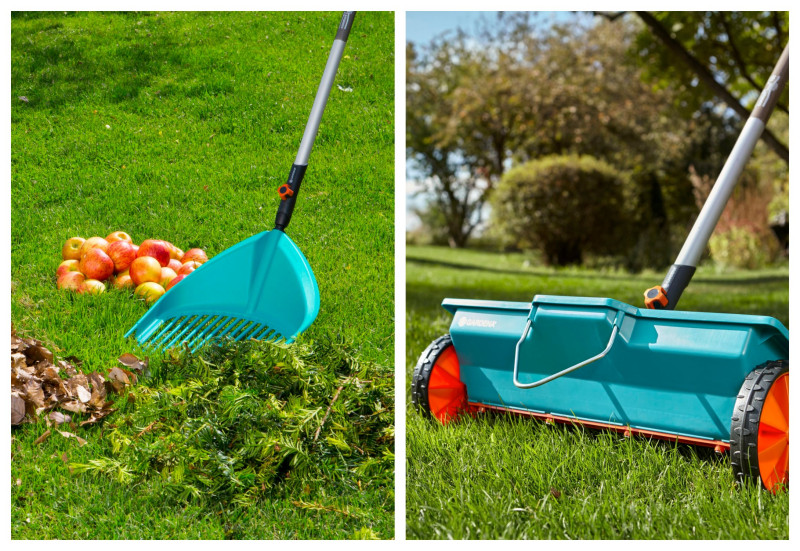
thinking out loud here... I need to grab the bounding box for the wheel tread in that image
[729,359,788,490]
[411,334,454,417]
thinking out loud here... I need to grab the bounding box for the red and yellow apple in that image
[79,236,109,256]
[62,237,86,261]
[80,279,106,295]
[135,282,165,305]
[182,248,208,264]
[113,274,134,290]
[106,231,133,244]
[137,239,170,267]
[167,259,182,273]
[163,241,182,260]
[130,256,162,286]
[79,248,115,281]
[159,267,178,289]
[178,261,201,276]
[107,240,137,273]
[57,271,85,291]
[56,259,81,278]
[166,274,187,291]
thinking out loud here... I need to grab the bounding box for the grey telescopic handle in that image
[675,44,788,268]
[649,44,788,310]
[275,11,355,231]
[293,11,355,166]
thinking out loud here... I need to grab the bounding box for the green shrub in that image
[491,155,634,266]
[708,226,779,270]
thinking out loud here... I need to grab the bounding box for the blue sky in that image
[406,11,499,44]
[406,11,582,45]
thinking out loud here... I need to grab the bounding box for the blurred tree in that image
[406,41,491,247]
[408,15,701,258]
[598,11,789,162]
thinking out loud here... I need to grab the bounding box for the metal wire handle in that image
[513,316,620,389]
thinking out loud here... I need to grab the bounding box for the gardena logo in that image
[458,316,497,328]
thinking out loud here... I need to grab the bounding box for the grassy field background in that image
[11,11,394,539]
[406,245,789,539]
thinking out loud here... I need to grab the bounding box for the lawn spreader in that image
[412,46,789,492]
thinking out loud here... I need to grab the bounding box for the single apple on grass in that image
[80,279,106,295]
[182,248,208,264]
[137,239,170,267]
[135,282,165,305]
[62,237,86,261]
[130,256,163,286]
[79,236,109,256]
[178,261,201,276]
[166,273,187,291]
[106,231,133,244]
[56,259,81,278]
[79,248,115,281]
[159,267,178,289]
[107,240,137,273]
[113,274,134,290]
[57,272,85,291]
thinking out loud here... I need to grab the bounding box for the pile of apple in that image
[56,231,209,305]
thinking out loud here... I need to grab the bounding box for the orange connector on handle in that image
[278,183,294,200]
[644,286,668,309]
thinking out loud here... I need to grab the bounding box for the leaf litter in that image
[10,327,135,432]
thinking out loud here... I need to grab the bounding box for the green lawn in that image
[11,11,394,539]
[406,245,788,539]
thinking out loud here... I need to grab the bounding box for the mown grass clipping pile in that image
[70,338,394,505]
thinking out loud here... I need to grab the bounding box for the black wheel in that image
[411,334,468,423]
[730,359,789,492]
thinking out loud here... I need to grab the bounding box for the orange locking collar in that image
[278,183,294,200]
[644,286,668,309]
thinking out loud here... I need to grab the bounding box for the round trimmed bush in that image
[492,155,633,265]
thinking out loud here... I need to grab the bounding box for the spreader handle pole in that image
[275,11,355,231]
[645,44,788,310]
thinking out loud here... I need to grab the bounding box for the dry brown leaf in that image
[60,400,87,414]
[65,374,89,398]
[11,394,26,425]
[11,352,27,370]
[107,367,130,393]
[57,430,87,446]
[24,379,46,409]
[76,385,92,403]
[23,340,53,364]
[80,406,116,426]
[34,429,52,445]
[58,360,78,377]
[48,411,72,425]
[117,353,147,373]
[60,452,68,463]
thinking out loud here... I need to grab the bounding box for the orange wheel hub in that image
[427,346,468,424]
[758,372,789,492]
